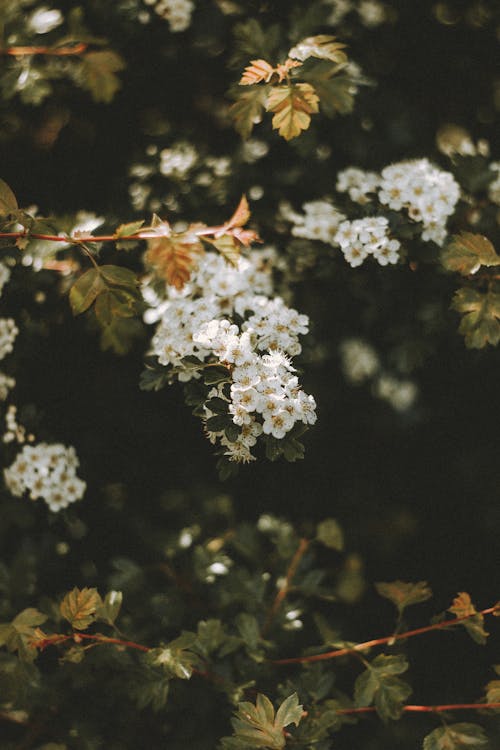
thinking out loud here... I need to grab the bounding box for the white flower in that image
[28,7,63,34]
[0,319,18,361]
[340,338,380,384]
[4,442,86,511]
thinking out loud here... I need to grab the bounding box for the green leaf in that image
[69,269,106,315]
[448,592,488,645]
[302,63,355,117]
[100,317,144,355]
[441,232,500,275]
[451,285,500,348]
[115,220,145,238]
[60,587,103,630]
[230,86,268,139]
[96,590,123,625]
[274,693,303,729]
[206,414,230,432]
[224,693,303,750]
[99,264,139,290]
[81,50,126,103]
[354,654,411,721]
[423,723,489,750]
[375,581,432,614]
[316,519,344,551]
[211,234,241,266]
[0,178,18,215]
[0,608,47,662]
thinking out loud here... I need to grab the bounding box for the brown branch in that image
[0,222,261,247]
[0,42,88,57]
[271,604,499,665]
[261,538,310,637]
[335,703,500,716]
[32,631,150,653]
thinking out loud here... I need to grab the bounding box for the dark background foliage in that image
[0,1,499,748]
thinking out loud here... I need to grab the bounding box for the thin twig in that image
[271,604,499,665]
[0,42,87,57]
[261,538,310,637]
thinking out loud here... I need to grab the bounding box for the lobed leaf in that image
[423,723,489,750]
[441,232,500,275]
[288,35,348,64]
[448,592,488,644]
[240,59,275,85]
[60,587,103,630]
[451,285,500,348]
[230,86,268,139]
[375,580,432,614]
[266,83,319,141]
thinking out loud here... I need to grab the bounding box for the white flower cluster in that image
[335,216,400,267]
[336,167,379,204]
[336,159,460,246]
[4,442,86,512]
[0,319,18,361]
[373,374,418,412]
[324,0,387,27]
[159,142,198,177]
[339,338,379,383]
[147,250,316,462]
[0,373,15,402]
[488,162,500,206]
[144,0,194,31]
[281,200,346,244]
[378,159,460,245]
[339,338,417,412]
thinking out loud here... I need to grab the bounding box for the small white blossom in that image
[4,442,86,512]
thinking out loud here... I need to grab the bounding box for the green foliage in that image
[0,608,47,662]
[316,518,344,551]
[221,692,303,749]
[80,50,126,103]
[441,232,500,276]
[451,284,500,348]
[375,580,433,615]
[354,654,412,721]
[422,723,489,750]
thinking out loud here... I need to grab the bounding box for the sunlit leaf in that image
[441,232,500,275]
[240,59,275,85]
[60,587,103,630]
[288,35,348,64]
[266,83,319,140]
[451,285,500,348]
